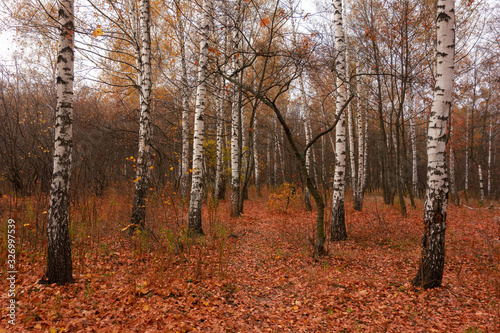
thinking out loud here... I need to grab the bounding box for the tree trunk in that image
[347,59,357,197]
[177,5,191,199]
[395,105,407,217]
[215,76,225,201]
[331,0,348,242]
[230,0,243,217]
[487,109,492,199]
[253,115,261,196]
[39,0,75,285]
[239,98,259,213]
[267,135,271,188]
[278,129,286,183]
[354,62,365,211]
[413,0,454,289]
[188,0,211,236]
[410,115,418,198]
[273,118,279,187]
[301,76,313,211]
[478,164,484,207]
[449,121,459,205]
[130,0,154,231]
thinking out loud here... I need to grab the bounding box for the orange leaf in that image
[260,17,270,28]
[65,28,74,39]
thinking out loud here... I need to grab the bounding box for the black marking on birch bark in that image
[60,46,73,54]
[59,9,68,18]
[437,12,451,22]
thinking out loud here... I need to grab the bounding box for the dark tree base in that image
[38,269,74,285]
[412,265,443,289]
[353,195,363,211]
[413,210,446,289]
[331,200,347,241]
[188,208,204,237]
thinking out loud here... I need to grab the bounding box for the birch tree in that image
[253,115,261,196]
[353,60,367,211]
[410,110,418,198]
[39,0,75,285]
[176,1,191,199]
[478,164,484,206]
[214,75,226,200]
[188,0,211,235]
[130,0,154,231]
[413,0,455,289]
[331,0,348,241]
[230,0,244,217]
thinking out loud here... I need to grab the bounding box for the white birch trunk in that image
[253,114,261,196]
[487,114,492,198]
[215,76,225,200]
[478,164,484,206]
[177,6,191,198]
[331,0,348,241]
[355,64,365,211]
[188,0,211,235]
[449,121,458,203]
[267,135,271,187]
[410,116,418,197]
[347,60,357,194]
[413,0,455,289]
[321,133,326,185]
[131,0,154,230]
[362,105,368,191]
[230,0,243,217]
[279,129,286,183]
[465,105,470,195]
[41,0,75,285]
[274,118,279,187]
[301,77,312,210]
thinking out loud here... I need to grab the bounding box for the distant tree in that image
[175,0,192,199]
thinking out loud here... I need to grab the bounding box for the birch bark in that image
[177,4,191,198]
[130,0,154,230]
[215,75,225,200]
[410,115,418,198]
[478,164,484,206]
[253,115,261,196]
[331,0,348,241]
[487,113,492,198]
[188,0,211,235]
[413,0,455,289]
[354,62,365,211]
[230,0,243,217]
[40,0,75,285]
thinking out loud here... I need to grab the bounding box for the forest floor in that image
[1,187,499,332]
